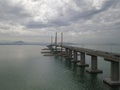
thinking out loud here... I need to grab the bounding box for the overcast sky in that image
[0,0,120,44]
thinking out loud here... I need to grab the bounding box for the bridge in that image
[42,32,120,86]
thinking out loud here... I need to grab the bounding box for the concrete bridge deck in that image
[53,45,120,62]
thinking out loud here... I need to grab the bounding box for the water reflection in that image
[72,63,77,72]
[109,87,120,90]
[0,45,119,90]
[65,59,72,69]
[56,56,120,90]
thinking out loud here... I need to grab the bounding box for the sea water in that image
[0,45,119,90]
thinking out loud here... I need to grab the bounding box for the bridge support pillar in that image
[103,61,120,86]
[65,49,73,60]
[60,46,63,55]
[68,50,72,58]
[86,55,102,73]
[55,45,57,52]
[72,51,78,63]
[77,52,89,67]
[63,48,69,57]
[66,48,69,56]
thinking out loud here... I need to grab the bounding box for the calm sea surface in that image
[0,45,119,90]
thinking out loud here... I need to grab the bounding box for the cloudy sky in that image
[0,0,120,44]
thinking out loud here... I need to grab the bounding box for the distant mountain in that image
[13,41,25,45]
[0,41,119,46]
[0,41,48,45]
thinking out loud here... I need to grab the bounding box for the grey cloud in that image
[1,0,120,29]
[25,0,120,29]
[0,0,120,44]
[0,0,30,25]
[73,0,120,20]
[26,20,70,29]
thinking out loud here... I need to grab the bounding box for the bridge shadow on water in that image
[53,55,120,90]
